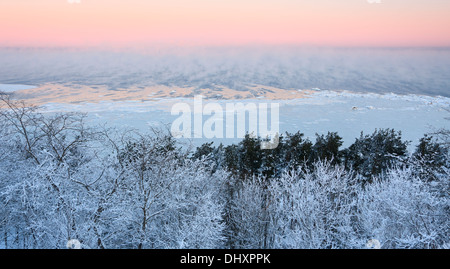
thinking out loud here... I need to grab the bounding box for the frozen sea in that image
[2,84,449,151]
[1,47,449,96]
[1,47,449,150]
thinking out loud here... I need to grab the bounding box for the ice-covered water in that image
[0,47,449,97]
[0,84,36,92]
[1,46,449,150]
[32,90,450,151]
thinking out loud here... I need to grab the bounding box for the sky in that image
[1,0,450,48]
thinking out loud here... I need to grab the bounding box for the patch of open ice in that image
[0,84,37,93]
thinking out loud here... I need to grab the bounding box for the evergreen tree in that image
[411,134,448,181]
[192,142,216,160]
[239,134,263,179]
[282,131,313,169]
[224,144,240,177]
[192,142,225,173]
[346,129,409,181]
[312,132,344,165]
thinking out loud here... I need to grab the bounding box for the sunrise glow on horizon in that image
[1,0,450,48]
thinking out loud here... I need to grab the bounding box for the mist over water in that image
[0,46,449,97]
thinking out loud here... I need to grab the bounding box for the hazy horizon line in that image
[2,44,450,52]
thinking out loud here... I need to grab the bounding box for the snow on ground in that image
[33,88,450,151]
[281,89,450,149]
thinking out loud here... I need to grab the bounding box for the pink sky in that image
[1,0,450,47]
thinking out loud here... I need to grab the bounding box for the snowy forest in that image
[0,94,449,249]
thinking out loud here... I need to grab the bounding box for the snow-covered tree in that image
[1,95,448,249]
[345,128,409,182]
[269,162,360,249]
[102,131,227,249]
[357,166,448,249]
[225,175,270,249]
